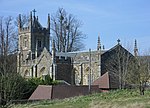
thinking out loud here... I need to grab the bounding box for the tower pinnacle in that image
[18,14,22,30]
[97,34,101,50]
[134,39,138,57]
[47,14,50,30]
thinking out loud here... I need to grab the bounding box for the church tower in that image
[17,10,50,76]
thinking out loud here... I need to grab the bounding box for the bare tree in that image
[0,16,17,55]
[0,16,27,107]
[0,17,4,55]
[136,54,150,95]
[51,8,86,52]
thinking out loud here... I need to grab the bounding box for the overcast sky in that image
[0,0,150,54]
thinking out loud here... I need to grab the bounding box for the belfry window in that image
[38,40,42,48]
[24,37,27,48]
[25,40,27,47]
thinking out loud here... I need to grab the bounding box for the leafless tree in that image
[51,8,86,52]
[0,16,27,107]
[0,16,17,55]
[136,54,150,95]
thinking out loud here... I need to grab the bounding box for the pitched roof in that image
[37,47,52,65]
[101,44,133,56]
[92,72,119,89]
[29,85,52,100]
[92,72,110,89]
[32,17,43,29]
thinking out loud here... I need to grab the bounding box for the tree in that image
[0,14,29,70]
[126,48,150,95]
[0,16,17,55]
[51,8,86,52]
[136,55,150,95]
[0,16,17,77]
[0,16,25,107]
[0,73,28,107]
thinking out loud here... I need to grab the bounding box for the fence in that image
[29,85,100,100]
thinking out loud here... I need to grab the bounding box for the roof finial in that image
[30,11,32,20]
[36,16,38,21]
[117,39,120,44]
[134,39,137,49]
[47,14,50,30]
[18,14,22,30]
[97,34,101,50]
[103,45,105,50]
[134,39,138,57]
[30,11,32,30]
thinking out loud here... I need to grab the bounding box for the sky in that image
[0,0,150,54]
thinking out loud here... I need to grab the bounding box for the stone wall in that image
[56,57,74,84]
[73,50,105,85]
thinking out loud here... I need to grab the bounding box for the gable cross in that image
[33,9,36,17]
[117,39,120,44]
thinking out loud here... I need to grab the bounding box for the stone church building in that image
[17,11,138,86]
[17,12,74,84]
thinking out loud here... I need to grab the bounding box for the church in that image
[17,11,138,86]
[17,11,75,84]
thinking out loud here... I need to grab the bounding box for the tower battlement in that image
[19,27,30,32]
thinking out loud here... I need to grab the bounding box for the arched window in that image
[39,67,46,76]
[24,70,30,78]
[74,68,80,85]
[85,66,90,72]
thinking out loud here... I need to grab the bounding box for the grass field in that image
[11,89,150,108]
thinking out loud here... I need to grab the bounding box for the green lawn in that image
[12,89,150,108]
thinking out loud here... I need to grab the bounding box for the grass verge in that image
[12,89,150,108]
